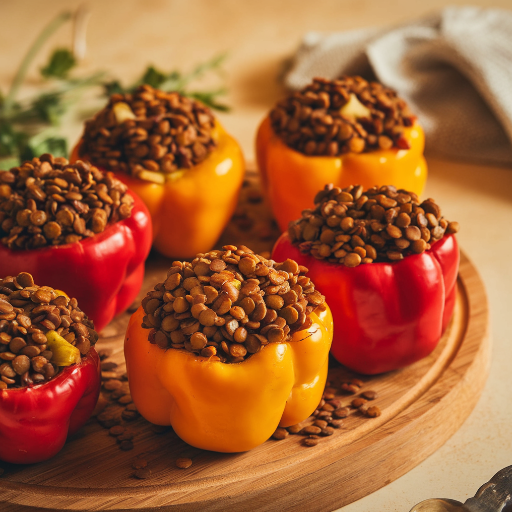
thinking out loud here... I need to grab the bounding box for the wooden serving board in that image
[0,172,490,512]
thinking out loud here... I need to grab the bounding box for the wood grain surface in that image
[0,172,490,512]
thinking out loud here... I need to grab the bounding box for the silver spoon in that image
[410,466,512,512]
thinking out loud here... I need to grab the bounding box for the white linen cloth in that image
[285,7,512,165]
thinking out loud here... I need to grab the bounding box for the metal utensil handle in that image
[410,466,512,512]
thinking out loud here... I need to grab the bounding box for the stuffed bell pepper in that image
[272,184,459,374]
[125,244,333,452]
[72,84,244,259]
[0,155,152,331]
[0,272,100,464]
[256,76,427,231]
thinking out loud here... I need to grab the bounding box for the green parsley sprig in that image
[0,12,104,168]
[102,53,230,112]
[0,10,230,168]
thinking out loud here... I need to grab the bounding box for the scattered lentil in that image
[101,371,118,380]
[301,425,322,436]
[104,379,123,391]
[303,437,319,447]
[362,390,377,400]
[340,383,359,394]
[287,424,303,434]
[117,430,135,442]
[365,406,382,418]
[97,409,121,429]
[133,468,151,479]
[119,440,134,451]
[351,397,368,409]
[109,425,125,436]
[272,427,289,440]
[101,361,118,371]
[176,457,193,469]
[333,407,350,419]
[132,458,148,470]
[97,349,112,360]
[122,409,139,421]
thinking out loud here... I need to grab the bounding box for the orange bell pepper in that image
[256,116,427,232]
[71,122,244,259]
[124,304,333,452]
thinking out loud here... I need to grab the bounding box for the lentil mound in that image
[79,84,217,181]
[0,272,98,389]
[270,76,416,156]
[0,155,134,250]
[141,245,326,363]
[289,184,459,266]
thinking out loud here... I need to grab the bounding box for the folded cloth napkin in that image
[285,7,512,165]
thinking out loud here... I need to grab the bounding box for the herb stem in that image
[4,11,72,112]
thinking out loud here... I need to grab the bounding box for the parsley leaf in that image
[41,48,76,79]
[102,54,231,112]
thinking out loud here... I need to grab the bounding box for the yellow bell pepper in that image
[124,304,333,452]
[256,116,427,232]
[45,330,81,366]
[71,121,244,259]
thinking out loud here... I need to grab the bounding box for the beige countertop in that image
[2,1,512,510]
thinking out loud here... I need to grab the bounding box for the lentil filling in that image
[141,245,326,363]
[0,272,98,389]
[0,154,134,250]
[270,76,416,156]
[288,184,459,267]
[79,84,217,181]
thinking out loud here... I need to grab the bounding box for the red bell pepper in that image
[0,348,100,464]
[272,233,459,374]
[0,192,152,332]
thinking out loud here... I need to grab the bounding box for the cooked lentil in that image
[362,390,377,400]
[272,427,289,440]
[0,155,134,250]
[133,468,151,479]
[270,77,416,156]
[365,406,382,418]
[119,440,134,451]
[175,457,193,469]
[351,397,368,409]
[0,272,97,388]
[79,85,216,181]
[141,245,326,363]
[333,407,350,419]
[287,424,303,434]
[289,184,459,266]
[132,458,148,470]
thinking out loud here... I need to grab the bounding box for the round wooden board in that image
[0,251,490,512]
[0,171,490,512]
